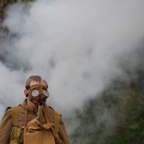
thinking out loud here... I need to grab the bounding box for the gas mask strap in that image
[43,106,51,123]
[40,78,43,85]
[24,104,28,132]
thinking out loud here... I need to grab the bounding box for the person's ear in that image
[24,89,28,97]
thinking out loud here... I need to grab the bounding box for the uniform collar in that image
[21,99,48,114]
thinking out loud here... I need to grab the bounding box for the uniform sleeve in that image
[0,108,12,144]
[58,116,70,144]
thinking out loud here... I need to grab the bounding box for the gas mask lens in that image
[31,89,39,97]
[43,90,49,97]
[31,89,49,97]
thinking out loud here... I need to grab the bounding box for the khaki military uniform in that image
[0,99,70,144]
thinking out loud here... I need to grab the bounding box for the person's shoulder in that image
[5,104,21,112]
[47,105,55,112]
[48,105,54,109]
[5,106,12,112]
[47,106,62,116]
[3,107,12,117]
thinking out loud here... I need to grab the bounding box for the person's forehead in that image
[30,81,46,87]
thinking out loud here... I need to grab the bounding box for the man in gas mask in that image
[0,75,70,144]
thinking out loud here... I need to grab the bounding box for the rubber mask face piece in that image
[28,84,49,107]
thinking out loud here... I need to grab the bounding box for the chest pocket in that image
[24,118,55,144]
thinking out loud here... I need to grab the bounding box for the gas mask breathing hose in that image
[36,100,43,121]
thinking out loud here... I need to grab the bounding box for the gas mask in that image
[27,80,49,107]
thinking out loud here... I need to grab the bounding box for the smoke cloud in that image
[0,0,144,135]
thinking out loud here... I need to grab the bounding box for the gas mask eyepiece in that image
[31,89,49,97]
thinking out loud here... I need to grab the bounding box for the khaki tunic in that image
[0,99,70,144]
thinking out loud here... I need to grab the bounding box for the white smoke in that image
[0,0,144,135]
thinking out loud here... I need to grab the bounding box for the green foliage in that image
[19,0,34,2]
[70,44,144,144]
[71,86,144,144]
[0,0,36,21]
[106,89,144,144]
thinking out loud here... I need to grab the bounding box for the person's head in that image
[25,75,48,89]
[24,75,49,108]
